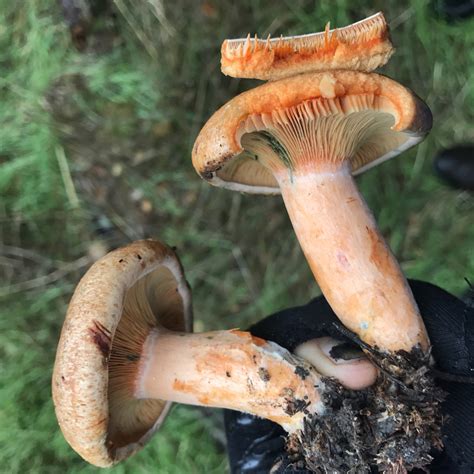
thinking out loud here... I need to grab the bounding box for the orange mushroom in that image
[52,239,376,466]
[192,70,432,354]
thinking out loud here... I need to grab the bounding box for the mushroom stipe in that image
[193,70,431,354]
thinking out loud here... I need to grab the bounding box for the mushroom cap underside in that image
[192,70,432,194]
[52,240,192,467]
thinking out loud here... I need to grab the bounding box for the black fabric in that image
[433,145,474,191]
[433,0,474,20]
[224,280,474,474]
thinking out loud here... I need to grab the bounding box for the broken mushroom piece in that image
[192,70,432,354]
[221,12,394,81]
[52,239,376,467]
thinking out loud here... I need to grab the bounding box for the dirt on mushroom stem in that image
[286,344,445,473]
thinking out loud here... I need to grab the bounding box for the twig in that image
[146,0,176,37]
[113,0,159,60]
[430,369,474,384]
[0,244,57,266]
[389,7,414,30]
[56,145,80,209]
[0,256,90,297]
[232,246,258,301]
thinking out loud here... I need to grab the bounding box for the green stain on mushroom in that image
[259,131,293,171]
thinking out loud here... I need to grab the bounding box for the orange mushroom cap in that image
[192,70,432,194]
[52,240,192,467]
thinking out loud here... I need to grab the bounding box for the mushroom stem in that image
[136,328,324,433]
[276,164,429,353]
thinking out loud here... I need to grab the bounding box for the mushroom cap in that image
[52,240,192,467]
[221,12,394,81]
[192,70,432,194]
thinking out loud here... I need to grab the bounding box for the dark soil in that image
[286,346,445,473]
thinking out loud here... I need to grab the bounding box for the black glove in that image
[224,280,474,473]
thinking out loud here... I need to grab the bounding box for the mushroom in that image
[52,239,376,467]
[221,12,394,81]
[192,70,432,354]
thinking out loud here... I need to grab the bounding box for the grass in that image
[0,0,473,472]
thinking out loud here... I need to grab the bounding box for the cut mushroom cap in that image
[221,12,394,81]
[52,240,191,466]
[192,70,432,353]
[53,239,378,467]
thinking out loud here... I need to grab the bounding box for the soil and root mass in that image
[285,346,445,473]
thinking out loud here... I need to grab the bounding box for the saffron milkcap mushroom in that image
[52,239,376,467]
[192,70,432,354]
[221,12,394,81]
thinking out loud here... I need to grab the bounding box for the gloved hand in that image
[224,280,474,473]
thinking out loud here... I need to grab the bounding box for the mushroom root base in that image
[285,347,444,473]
